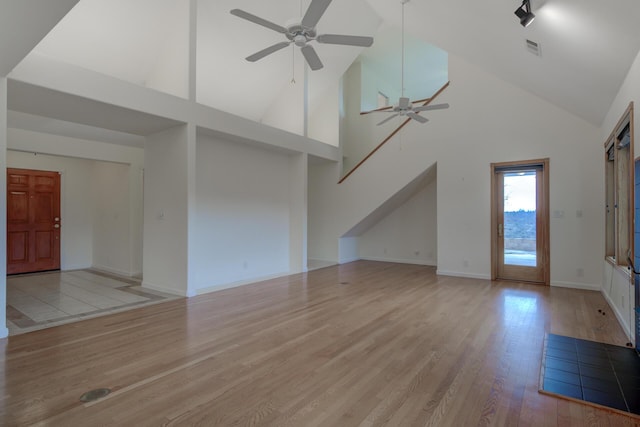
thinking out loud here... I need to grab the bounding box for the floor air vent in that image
[80,388,112,402]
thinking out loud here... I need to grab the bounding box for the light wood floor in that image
[0,261,637,426]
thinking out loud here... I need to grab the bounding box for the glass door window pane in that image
[503,171,537,266]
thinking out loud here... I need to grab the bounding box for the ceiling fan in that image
[230,0,374,71]
[376,97,449,126]
[374,0,449,126]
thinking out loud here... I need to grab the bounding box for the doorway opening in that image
[491,159,550,285]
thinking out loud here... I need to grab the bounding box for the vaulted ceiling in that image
[3,0,640,138]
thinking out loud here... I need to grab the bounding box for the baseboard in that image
[307,257,337,264]
[339,256,360,264]
[61,264,92,271]
[361,256,437,267]
[601,288,633,340]
[0,326,8,339]
[92,264,135,278]
[551,281,601,291]
[196,271,290,296]
[436,270,491,280]
[142,281,194,297]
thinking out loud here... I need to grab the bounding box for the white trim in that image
[142,281,195,297]
[0,327,8,339]
[92,264,135,278]
[339,256,361,264]
[62,264,92,271]
[196,271,290,295]
[307,257,337,264]
[361,256,437,267]
[551,281,601,291]
[436,270,492,280]
[601,288,633,341]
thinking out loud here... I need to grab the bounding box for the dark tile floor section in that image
[541,333,640,414]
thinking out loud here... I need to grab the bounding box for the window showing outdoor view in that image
[503,171,536,267]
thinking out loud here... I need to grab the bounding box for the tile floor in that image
[540,333,640,416]
[6,269,181,335]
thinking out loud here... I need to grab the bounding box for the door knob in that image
[54,224,60,228]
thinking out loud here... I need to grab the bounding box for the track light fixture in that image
[514,0,535,27]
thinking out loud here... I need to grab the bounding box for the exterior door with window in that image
[491,159,549,285]
[7,168,61,274]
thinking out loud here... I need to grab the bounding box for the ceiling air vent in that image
[525,39,541,57]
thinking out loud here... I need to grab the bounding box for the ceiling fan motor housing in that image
[286,24,316,46]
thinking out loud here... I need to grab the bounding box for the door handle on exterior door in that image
[54,224,60,228]
[498,223,503,237]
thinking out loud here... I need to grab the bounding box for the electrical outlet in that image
[463,259,469,268]
[576,268,584,278]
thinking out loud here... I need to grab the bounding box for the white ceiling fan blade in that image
[407,112,429,123]
[398,97,410,109]
[246,42,291,62]
[301,45,323,70]
[377,114,400,126]
[317,34,373,47]
[413,103,450,112]
[230,9,288,34]
[302,0,333,29]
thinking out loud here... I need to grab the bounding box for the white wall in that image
[261,73,305,137]
[600,48,640,342]
[145,0,189,98]
[603,262,635,341]
[359,177,437,266]
[289,153,307,273]
[308,52,603,290]
[193,133,291,293]
[143,124,193,296]
[308,81,339,147]
[341,61,376,173]
[308,160,341,263]
[92,161,132,276]
[0,78,8,338]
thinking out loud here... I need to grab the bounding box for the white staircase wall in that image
[359,175,437,266]
[309,51,603,288]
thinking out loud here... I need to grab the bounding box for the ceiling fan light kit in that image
[230,0,374,71]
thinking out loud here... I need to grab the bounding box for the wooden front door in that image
[7,168,61,275]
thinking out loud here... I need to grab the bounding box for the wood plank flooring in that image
[0,261,637,426]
